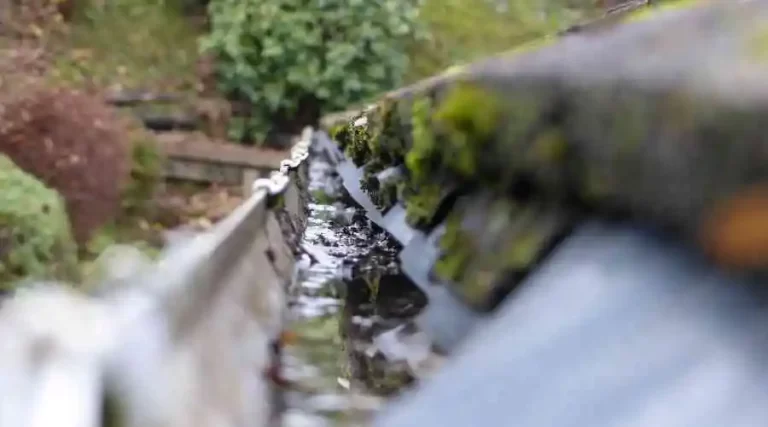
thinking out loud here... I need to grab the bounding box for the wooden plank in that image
[164,157,243,185]
[156,132,289,170]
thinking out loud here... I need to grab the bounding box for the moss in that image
[499,229,550,269]
[400,85,509,229]
[363,178,399,212]
[624,0,702,24]
[471,89,552,191]
[531,127,568,165]
[367,101,392,158]
[435,200,570,309]
[0,155,79,290]
[331,122,353,150]
[344,119,373,166]
[405,96,438,184]
[403,182,444,227]
[360,151,402,211]
[366,98,410,172]
[311,189,336,205]
[433,212,473,283]
[432,83,502,177]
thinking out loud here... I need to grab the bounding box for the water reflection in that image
[278,148,438,426]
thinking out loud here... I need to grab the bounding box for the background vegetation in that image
[202,0,600,145]
[406,0,599,82]
[0,0,174,291]
[0,0,609,290]
[203,0,426,145]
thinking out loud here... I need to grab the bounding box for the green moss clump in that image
[331,122,353,151]
[402,181,445,228]
[344,119,373,166]
[355,100,411,209]
[400,95,450,225]
[494,211,558,270]
[405,96,438,185]
[367,98,409,169]
[0,155,78,290]
[400,85,504,227]
[433,83,502,177]
[433,212,474,283]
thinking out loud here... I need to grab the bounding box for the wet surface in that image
[277,147,441,426]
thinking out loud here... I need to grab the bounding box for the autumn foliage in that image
[0,85,131,245]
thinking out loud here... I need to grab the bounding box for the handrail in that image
[0,128,313,427]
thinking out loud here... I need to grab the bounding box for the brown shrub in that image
[0,85,131,245]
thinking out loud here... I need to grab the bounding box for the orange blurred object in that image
[701,185,768,269]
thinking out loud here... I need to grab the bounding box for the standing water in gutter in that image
[276,143,442,426]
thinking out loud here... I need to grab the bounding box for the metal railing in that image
[0,128,313,427]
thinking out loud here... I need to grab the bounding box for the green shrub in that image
[0,155,78,291]
[202,0,426,145]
